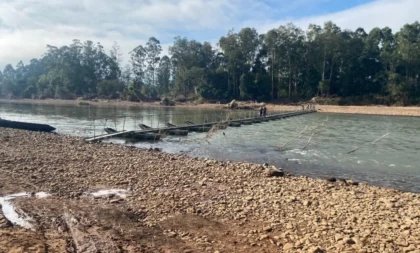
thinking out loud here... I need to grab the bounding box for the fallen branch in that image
[347,133,390,154]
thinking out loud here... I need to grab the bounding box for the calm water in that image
[1,102,420,192]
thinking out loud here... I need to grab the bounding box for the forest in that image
[1,21,420,105]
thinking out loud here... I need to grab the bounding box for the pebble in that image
[1,128,420,253]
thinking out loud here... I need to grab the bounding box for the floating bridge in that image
[85,109,316,143]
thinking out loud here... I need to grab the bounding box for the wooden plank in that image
[85,110,316,142]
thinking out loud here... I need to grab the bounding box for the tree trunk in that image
[272,50,275,100]
[329,60,335,96]
[227,69,230,97]
[322,47,327,81]
[288,56,292,98]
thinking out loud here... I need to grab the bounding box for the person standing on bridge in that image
[263,106,267,117]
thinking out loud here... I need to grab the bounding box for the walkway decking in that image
[85,110,316,142]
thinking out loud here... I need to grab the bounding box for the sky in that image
[0,0,419,69]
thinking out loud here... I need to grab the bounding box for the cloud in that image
[254,0,420,33]
[0,0,418,70]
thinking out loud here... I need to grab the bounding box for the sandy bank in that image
[316,105,420,117]
[1,98,420,116]
[0,129,419,252]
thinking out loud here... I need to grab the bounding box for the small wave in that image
[389,164,396,167]
[288,149,308,155]
[370,159,380,164]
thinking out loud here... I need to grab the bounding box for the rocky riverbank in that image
[1,129,420,252]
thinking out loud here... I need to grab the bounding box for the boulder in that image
[264,167,285,177]
[227,100,238,109]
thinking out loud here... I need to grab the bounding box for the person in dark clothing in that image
[263,107,267,117]
[259,107,263,117]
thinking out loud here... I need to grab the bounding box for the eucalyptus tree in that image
[219,30,243,98]
[110,41,123,67]
[145,37,162,86]
[169,36,214,97]
[156,55,172,97]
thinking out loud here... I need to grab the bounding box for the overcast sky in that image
[0,0,419,69]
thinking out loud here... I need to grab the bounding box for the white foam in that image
[0,193,32,229]
[35,192,51,198]
[88,189,130,198]
[0,191,52,229]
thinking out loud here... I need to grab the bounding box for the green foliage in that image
[97,80,125,99]
[126,81,142,102]
[2,21,420,105]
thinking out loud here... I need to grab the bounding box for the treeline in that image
[1,21,420,105]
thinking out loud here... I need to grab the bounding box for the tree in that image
[110,41,123,66]
[145,37,162,86]
[2,22,420,105]
[130,45,147,85]
[156,56,172,97]
[97,79,125,99]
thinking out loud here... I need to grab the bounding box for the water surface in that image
[1,102,419,192]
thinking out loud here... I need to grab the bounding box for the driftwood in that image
[347,133,390,154]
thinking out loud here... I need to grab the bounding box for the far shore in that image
[1,98,420,117]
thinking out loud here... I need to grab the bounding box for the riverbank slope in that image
[1,98,420,116]
[0,129,419,252]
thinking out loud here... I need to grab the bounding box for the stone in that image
[168,232,177,238]
[283,243,294,250]
[264,168,284,177]
[403,245,416,253]
[259,234,269,240]
[334,234,343,242]
[344,238,356,245]
[309,246,325,253]
[263,226,273,232]
[326,177,337,183]
[109,198,123,204]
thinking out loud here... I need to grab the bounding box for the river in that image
[1,102,419,192]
